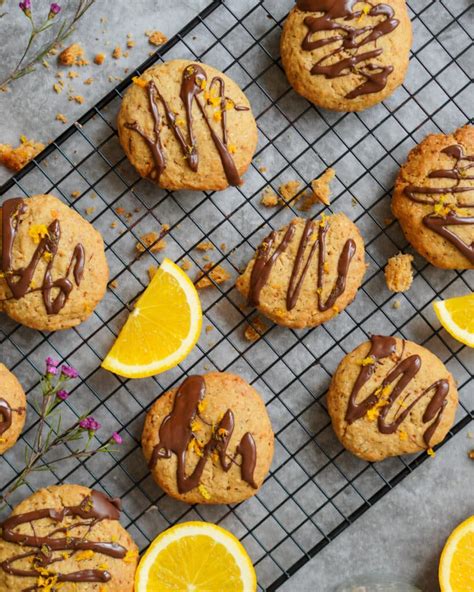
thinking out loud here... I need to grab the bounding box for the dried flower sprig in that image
[0,0,96,90]
[0,357,122,510]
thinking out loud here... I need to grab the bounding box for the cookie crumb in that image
[70,191,80,199]
[0,136,45,171]
[94,53,106,65]
[279,180,301,203]
[110,221,117,229]
[384,217,394,226]
[109,280,118,289]
[197,242,214,252]
[299,168,335,211]
[127,39,135,49]
[58,43,85,66]
[69,95,85,104]
[385,253,414,293]
[148,266,157,281]
[147,30,168,46]
[136,232,167,254]
[85,206,96,216]
[392,299,401,310]
[196,264,231,289]
[244,316,267,342]
[83,77,94,85]
[180,259,191,271]
[53,82,63,94]
[258,165,267,173]
[55,113,68,124]
[112,46,122,59]
[220,242,227,251]
[68,70,79,79]
[260,187,279,208]
[205,325,213,333]
[468,450,474,460]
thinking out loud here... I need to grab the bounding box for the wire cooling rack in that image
[1,0,473,589]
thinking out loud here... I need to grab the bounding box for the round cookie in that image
[236,213,366,329]
[0,363,26,455]
[118,59,258,191]
[280,0,412,112]
[392,125,474,269]
[142,372,274,504]
[0,484,138,592]
[327,335,458,462]
[0,194,109,331]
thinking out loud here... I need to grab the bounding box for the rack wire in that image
[0,0,473,589]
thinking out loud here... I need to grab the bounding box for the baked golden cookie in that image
[118,59,258,191]
[142,372,274,504]
[236,214,366,329]
[0,484,138,592]
[0,363,26,455]
[0,194,109,331]
[327,335,458,462]
[392,125,474,269]
[280,0,412,112]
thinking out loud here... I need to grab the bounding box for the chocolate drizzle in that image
[0,398,12,437]
[345,335,450,447]
[1,198,86,315]
[403,144,474,263]
[248,218,356,312]
[126,63,249,186]
[296,0,399,99]
[149,375,258,493]
[0,490,127,590]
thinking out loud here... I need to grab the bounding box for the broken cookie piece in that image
[384,253,414,293]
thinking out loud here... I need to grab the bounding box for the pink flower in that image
[49,2,61,15]
[111,432,123,445]
[61,365,79,379]
[79,417,101,432]
[19,0,31,15]
[46,357,60,375]
[56,390,69,401]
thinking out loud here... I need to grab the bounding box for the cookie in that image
[236,213,366,329]
[118,59,258,191]
[0,194,109,331]
[0,484,138,592]
[142,372,274,504]
[280,0,412,112]
[392,125,474,269]
[327,335,458,462]
[0,363,26,455]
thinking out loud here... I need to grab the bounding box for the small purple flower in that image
[56,389,69,401]
[46,357,60,375]
[48,2,61,18]
[19,0,31,16]
[111,432,123,445]
[61,365,79,379]
[79,416,101,432]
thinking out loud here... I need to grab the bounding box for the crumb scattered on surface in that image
[148,266,157,281]
[299,168,335,211]
[94,53,106,65]
[85,206,96,216]
[109,280,118,289]
[392,299,401,310]
[260,187,279,207]
[147,30,168,46]
[205,325,213,333]
[351,197,358,207]
[83,77,94,85]
[0,136,45,171]
[468,450,474,460]
[56,113,68,124]
[279,180,301,204]
[110,221,117,229]
[70,191,80,198]
[68,71,79,79]
[136,231,167,254]
[58,43,85,66]
[220,243,227,251]
[180,259,191,271]
[196,264,231,289]
[384,217,394,226]
[127,39,135,48]
[197,242,214,251]
[468,432,474,439]
[69,95,85,104]
[244,316,267,342]
[385,253,414,293]
[112,46,122,59]
[258,165,267,173]
[53,82,63,94]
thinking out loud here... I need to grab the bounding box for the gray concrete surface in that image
[0,1,473,591]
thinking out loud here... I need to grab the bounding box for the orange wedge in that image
[135,522,257,592]
[102,258,202,378]
[439,516,474,592]
[433,293,474,348]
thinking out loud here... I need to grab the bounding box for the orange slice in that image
[439,515,474,592]
[433,293,474,348]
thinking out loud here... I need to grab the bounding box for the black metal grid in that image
[0,0,473,589]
